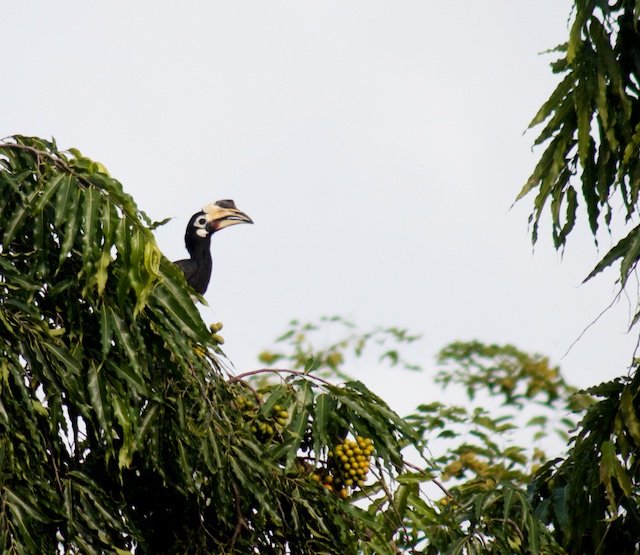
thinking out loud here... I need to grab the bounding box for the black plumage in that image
[174,200,253,295]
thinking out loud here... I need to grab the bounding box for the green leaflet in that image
[2,191,35,246]
[54,174,76,228]
[285,381,313,472]
[112,394,134,469]
[99,302,114,359]
[313,393,336,449]
[108,308,149,394]
[57,179,81,267]
[0,257,40,291]
[3,487,51,524]
[3,488,44,553]
[620,386,640,448]
[527,72,574,130]
[81,186,103,266]
[34,172,65,212]
[152,277,210,344]
[86,361,110,445]
[42,341,83,376]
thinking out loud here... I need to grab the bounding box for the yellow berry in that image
[212,333,225,345]
[340,488,349,499]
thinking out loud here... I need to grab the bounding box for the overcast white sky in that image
[3,2,637,419]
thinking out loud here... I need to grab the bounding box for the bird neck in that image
[187,236,213,271]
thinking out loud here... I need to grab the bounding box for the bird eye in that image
[195,216,207,228]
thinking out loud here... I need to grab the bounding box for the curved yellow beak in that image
[203,199,253,232]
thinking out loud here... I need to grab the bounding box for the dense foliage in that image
[519,0,640,298]
[0,137,575,555]
[0,137,426,554]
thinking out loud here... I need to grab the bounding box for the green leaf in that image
[152,277,209,343]
[82,186,102,260]
[285,381,313,472]
[3,487,51,523]
[99,303,114,359]
[2,192,33,245]
[620,385,640,448]
[527,72,574,130]
[395,471,434,484]
[109,307,149,390]
[112,395,134,469]
[87,361,109,440]
[54,174,76,227]
[58,180,81,266]
[585,224,640,285]
[313,393,335,447]
[35,172,65,212]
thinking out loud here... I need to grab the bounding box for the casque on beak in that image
[202,199,253,232]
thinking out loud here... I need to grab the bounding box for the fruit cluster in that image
[209,322,224,345]
[193,322,225,358]
[442,451,489,481]
[315,436,374,498]
[234,393,289,442]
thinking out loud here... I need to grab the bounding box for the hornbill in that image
[174,199,253,295]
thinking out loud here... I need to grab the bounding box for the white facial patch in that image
[196,228,209,238]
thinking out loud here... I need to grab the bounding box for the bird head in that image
[188,199,253,240]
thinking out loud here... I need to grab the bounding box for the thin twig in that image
[368,464,411,541]
[0,141,74,174]
[228,377,263,406]
[228,368,334,387]
[493,517,525,543]
[404,460,453,499]
[45,436,64,494]
[229,481,248,550]
[562,288,623,359]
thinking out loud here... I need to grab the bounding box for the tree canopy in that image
[0,138,571,554]
[0,137,427,554]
